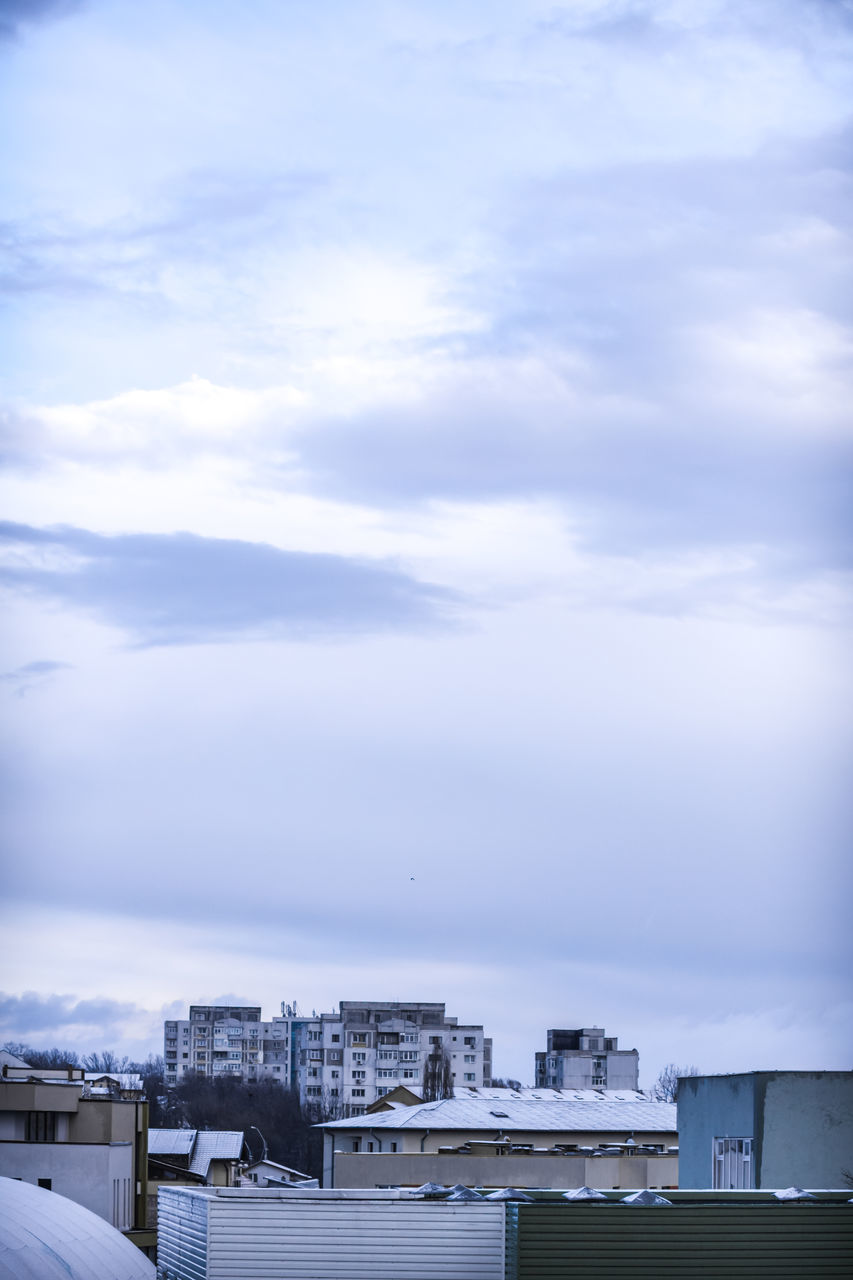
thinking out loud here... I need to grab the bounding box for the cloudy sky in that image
[1,0,851,1087]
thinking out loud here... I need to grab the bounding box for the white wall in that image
[0,1141,135,1228]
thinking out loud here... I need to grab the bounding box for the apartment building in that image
[165,1002,491,1113]
[164,1005,263,1086]
[534,1026,639,1091]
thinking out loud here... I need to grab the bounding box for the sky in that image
[0,0,851,1089]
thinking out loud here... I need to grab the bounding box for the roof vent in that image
[489,1109,509,1118]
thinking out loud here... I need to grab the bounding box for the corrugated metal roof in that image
[320,1098,677,1132]
[188,1130,244,1177]
[148,1128,197,1156]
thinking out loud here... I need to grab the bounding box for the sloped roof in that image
[0,1177,154,1280]
[189,1131,245,1178]
[319,1097,677,1133]
[148,1128,197,1157]
[148,1128,244,1177]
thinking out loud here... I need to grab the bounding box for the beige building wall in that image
[331,1151,678,1190]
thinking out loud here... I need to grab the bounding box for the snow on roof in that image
[319,1098,677,1133]
[148,1128,244,1176]
[84,1072,143,1091]
[456,1087,648,1102]
[188,1131,245,1178]
[0,1177,155,1280]
[148,1128,197,1157]
[0,1051,30,1069]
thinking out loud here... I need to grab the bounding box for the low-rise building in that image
[535,1026,639,1090]
[318,1093,678,1189]
[0,1066,149,1240]
[241,1158,317,1187]
[678,1069,853,1189]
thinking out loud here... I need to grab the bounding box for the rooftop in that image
[319,1097,677,1133]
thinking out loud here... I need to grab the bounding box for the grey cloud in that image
[1,659,72,679]
[294,134,853,575]
[0,659,73,697]
[0,167,331,302]
[0,991,137,1034]
[0,522,459,646]
[0,0,84,41]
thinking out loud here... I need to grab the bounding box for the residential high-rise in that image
[534,1026,639,1091]
[165,1001,491,1115]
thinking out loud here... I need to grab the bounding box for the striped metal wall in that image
[157,1187,209,1280]
[156,1190,505,1279]
[506,1201,853,1279]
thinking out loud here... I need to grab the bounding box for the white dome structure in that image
[0,1177,155,1280]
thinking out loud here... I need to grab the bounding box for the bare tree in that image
[422,1044,454,1101]
[82,1050,134,1073]
[651,1063,701,1102]
[3,1042,81,1069]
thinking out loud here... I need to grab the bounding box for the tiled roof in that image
[148,1129,197,1156]
[188,1131,245,1177]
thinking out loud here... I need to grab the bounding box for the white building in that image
[164,1004,263,1086]
[165,1001,491,1113]
[535,1027,639,1091]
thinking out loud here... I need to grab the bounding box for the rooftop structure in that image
[0,1176,154,1280]
[148,1128,244,1183]
[0,1068,149,1238]
[318,1095,677,1189]
[678,1070,853,1190]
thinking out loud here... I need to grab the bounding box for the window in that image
[464,1054,475,1063]
[331,1069,340,1079]
[713,1137,754,1189]
[26,1113,56,1142]
[331,1034,340,1042]
[353,1052,366,1063]
[308,1030,322,1041]
[352,1070,365,1081]
[402,1069,416,1079]
[306,1086,322,1097]
[464,1073,475,1081]
[464,1037,475,1047]
[351,1088,365,1097]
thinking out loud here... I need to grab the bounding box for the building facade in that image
[165,1001,491,1113]
[318,1093,678,1189]
[535,1027,639,1091]
[0,1067,148,1238]
[678,1070,853,1190]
